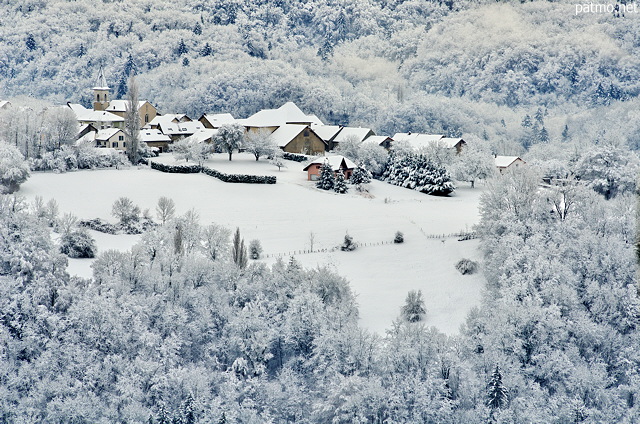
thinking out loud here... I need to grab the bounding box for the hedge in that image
[282,152,308,162]
[149,161,276,184]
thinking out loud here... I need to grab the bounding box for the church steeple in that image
[93,66,110,111]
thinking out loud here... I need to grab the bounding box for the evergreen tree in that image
[25,33,37,51]
[77,43,85,57]
[176,39,188,56]
[193,22,202,35]
[232,227,248,269]
[561,124,570,142]
[200,42,213,57]
[334,170,348,194]
[350,164,371,186]
[486,365,508,410]
[316,161,335,190]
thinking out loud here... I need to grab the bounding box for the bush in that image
[0,141,30,193]
[455,258,478,275]
[394,231,404,243]
[60,229,97,258]
[282,152,307,162]
[249,239,263,259]
[340,234,356,251]
[79,218,118,234]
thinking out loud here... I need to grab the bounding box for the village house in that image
[269,124,327,155]
[95,128,126,149]
[237,102,323,134]
[392,133,466,153]
[303,155,357,181]
[310,124,343,147]
[495,155,526,174]
[104,100,158,125]
[361,135,393,150]
[199,113,235,129]
[140,128,172,152]
[330,126,375,150]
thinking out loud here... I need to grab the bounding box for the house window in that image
[304,129,309,137]
[123,142,127,147]
[113,142,118,148]
[96,94,100,102]
[145,114,149,123]
[118,135,124,141]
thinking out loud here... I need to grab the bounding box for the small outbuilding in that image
[495,155,526,174]
[303,155,357,181]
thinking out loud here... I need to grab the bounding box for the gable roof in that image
[362,135,393,146]
[333,127,374,143]
[269,124,307,148]
[303,155,357,172]
[104,100,149,113]
[184,128,219,144]
[139,129,171,143]
[77,110,125,123]
[0,101,11,109]
[238,102,323,128]
[154,119,204,136]
[199,113,235,128]
[440,137,466,149]
[67,102,89,118]
[392,133,444,150]
[311,125,343,142]
[495,156,524,168]
[95,128,123,141]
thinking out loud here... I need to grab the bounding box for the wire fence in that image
[261,231,477,259]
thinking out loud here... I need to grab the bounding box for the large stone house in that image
[270,124,327,155]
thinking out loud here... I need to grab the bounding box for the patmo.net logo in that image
[575,2,639,15]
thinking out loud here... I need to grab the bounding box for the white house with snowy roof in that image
[361,135,393,149]
[199,113,235,129]
[393,133,465,153]
[303,155,357,181]
[495,155,525,174]
[95,128,125,149]
[331,127,375,150]
[237,102,323,132]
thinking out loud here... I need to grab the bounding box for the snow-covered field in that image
[20,153,485,335]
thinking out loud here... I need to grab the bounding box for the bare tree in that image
[124,76,141,164]
[156,196,176,225]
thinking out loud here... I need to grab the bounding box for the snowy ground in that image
[20,153,485,335]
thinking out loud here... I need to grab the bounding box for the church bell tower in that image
[93,66,110,111]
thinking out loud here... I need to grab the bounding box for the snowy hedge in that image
[382,151,455,196]
[150,161,276,184]
[282,152,307,162]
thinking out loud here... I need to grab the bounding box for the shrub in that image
[60,229,97,258]
[394,231,404,243]
[79,218,118,234]
[340,234,356,251]
[249,239,263,260]
[455,258,478,275]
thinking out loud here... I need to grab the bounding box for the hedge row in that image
[149,161,276,184]
[283,152,308,162]
[201,167,276,184]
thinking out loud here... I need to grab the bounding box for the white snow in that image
[20,153,486,335]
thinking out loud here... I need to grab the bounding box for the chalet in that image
[362,135,393,150]
[270,124,327,155]
[95,128,126,149]
[495,155,526,174]
[303,155,357,181]
[199,113,235,129]
[104,100,158,126]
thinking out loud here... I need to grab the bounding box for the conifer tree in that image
[232,227,247,269]
[316,161,335,190]
[487,365,508,410]
[334,170,348,194]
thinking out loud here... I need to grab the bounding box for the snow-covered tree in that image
[316,161,335,191]
[232,227,248,268]
[334,170,348,194]
[486,365,508,410]
[244,128,277,161]
[249,239,263,260]
[124,76,141,165]
[0,141,29,193]
[171,138,212,166]
[452,139,495,188]
[60,229,97,258]
[112,197,140,225]
[340,234,356,251]
[573,145,639,199]
[350,164,371,186]
[382,151,455,196]
[156,196,175,225]
[401,290,426,322]
[270,148,286,171]
[215,123,245,161]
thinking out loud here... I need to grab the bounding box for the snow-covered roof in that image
[67,102,89,118]
[200,113,235,127]
[77,123,97,135]
[440,137,466,149]
[333,127,374,143]
[93,67,110,90]
[78,110,124,123]
[495,156,523,168]
[139,129,171,143]
[303,155,357,172]
[149,118,204,136]
[105,100,148,113]
[0,100,10,109]
[269,124,307,148]
[95,128,123,141]
[362,135,392,146]
[311,125,343,142]
[237,102,323,128]
[184,128,218,144]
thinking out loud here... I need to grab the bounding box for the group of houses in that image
[61,70,524,179]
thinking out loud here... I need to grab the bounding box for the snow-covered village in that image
[0,1,639,423]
